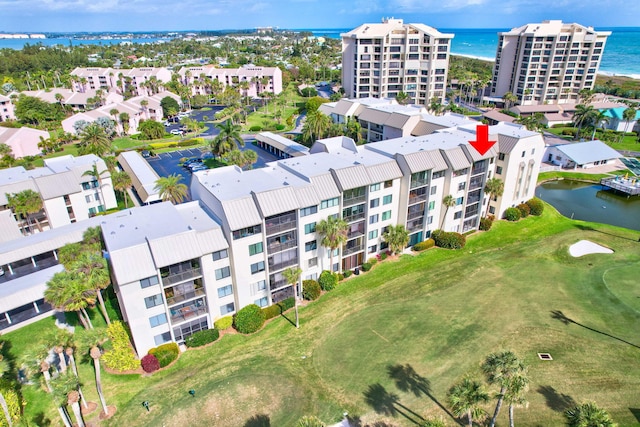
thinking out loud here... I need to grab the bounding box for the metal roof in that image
[0,264,64,313]
[310,173,341,200]
[331,164,372,191]
[293,185,320,208]
[253,186,300,218]
[108,244,158,285]
[222,197,263,230]
[442,147,471,170]
[497,134,521,154]
[35,171,81,200]
[0,210,22,244]
[401,149,448,173]
[555,140,622,165]
[366,161,403,183]
[148,233,204,268]
[117,151,161,203]
[255,132,309,157]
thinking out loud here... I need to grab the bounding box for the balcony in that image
[343,211,366,223]
[407,209,424,220]
[268,257,298,273]
[161,267,202,287]
[343,195,367,207]
[469,176,484,190]
[267,238,297,254]
[265,220,296,236]
[169,301,208,325]
[343,244,364,256]
[406,218,424,232]
[269,278,289,292]
[408,193,428,205]
[410,178,429,189]
[165,287,205,307]
[471,165,487,176]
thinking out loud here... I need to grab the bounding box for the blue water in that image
[2,27,640,78]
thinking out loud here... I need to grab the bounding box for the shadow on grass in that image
[363,383,425,425]
[573,224,639,242]
[243,413,270,427]
[346,417,396,427]
[386,364,460,425]
[550,310,640,350]
[33,412,52,426]
[537,385,576,412]
[280,313,296,328]
[629,408,640,423]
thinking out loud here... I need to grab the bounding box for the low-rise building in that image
[22,88,123,111]
[70,67,172,97]
[0,94,16,122]
[0,126,48,158]
[544,140,622,169]
[177,64,283,98]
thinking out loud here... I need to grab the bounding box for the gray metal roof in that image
[222,197,263,231]
[331,164,372,191]
[108,244,157,285]
[117,151,160,203]
[400,149,448,173]
[253,186,300,218]
[293,185,320,208]
[442,147,471,170]
[497,135,520,154]
[255,132,309,157]
[366,161,403,183]
[0,210,22,244]
[35,171,81,200]
[310,173,341,200]
[556,140,622,165]
[148,233,205,268]
[0,264,64,313]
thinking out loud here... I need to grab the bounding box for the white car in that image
[170,129,183,135]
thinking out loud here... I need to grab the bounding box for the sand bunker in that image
[569,240,614,257]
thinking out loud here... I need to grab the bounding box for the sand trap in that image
[569,240,614,257]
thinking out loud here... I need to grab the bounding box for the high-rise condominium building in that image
[490,20,610,106]
[341,18,453,105]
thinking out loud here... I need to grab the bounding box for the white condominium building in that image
[341,18,453,105]
[490,20,610,106]
[69,67,172,97]
[177,64,283,98]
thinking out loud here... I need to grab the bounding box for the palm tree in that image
[395,91,410,105]
[0,345,16,427]
[282,267,303,328]
[301,110,331,145]
[448,377,490,427]
[504,373,529,427]
[111,171,132,208]
[382,224,409,255]
[65,346,90,411]
[573,104,596,140]
[502,92,518,109]
[211,120,244,157]
[590,110,610,140]
[82,162,110,210]
[620,107,637,142]
[154,174,188,205]
[78,123,111,157]
[73,252,111,325]
[316,216,348,273]
[440,195,456,229]
[118,112,130,135]
[565,402,616,427]
[483,178,504,218]
[482,351,527,427]
[90,345,111,417]
[44,271,95,330]
[6,189,44,234]
[297,415,325,427]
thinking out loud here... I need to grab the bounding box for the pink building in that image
[0,126,48,158]
[69,67,172,97]
[0,94,16,122]
[177,65,283,99]
[22,88,123,111]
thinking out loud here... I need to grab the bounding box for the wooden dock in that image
[600,177,640,196]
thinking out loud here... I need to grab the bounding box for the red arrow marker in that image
[469,124,496,155]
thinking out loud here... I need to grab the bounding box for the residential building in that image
[0,155,117,236]
[0,94,16,122]
[0,126,48,158]
[255,132,309,159]
[22,88,123,111]
[341,18,453,105]
[177,64,283,98]
[69,67,172,97]
[544,140,622,169]
[490,20,611,105]
[116,151,162,205]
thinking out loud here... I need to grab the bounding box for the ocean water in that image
[2,27,639,78]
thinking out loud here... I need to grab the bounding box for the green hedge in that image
[214,316,233,330]
[249,125,262,132]
[185,329,220,348]
[303,279,321,300]
[234,304,266,334]
[361,262,372,272]
[413,238,435,251]
[343,270,353,278]
[516,203,530,218]
[101,321,140,372]
[367,257,378,265]
[504,207,522,221]
[526,197,544,216]
[432,230,466,249]
[149,342,180,368]
[262,297,296,320]
[479,215,495,231]
[318,270,338,291]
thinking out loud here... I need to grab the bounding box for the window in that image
[305,240,317,252]
[221,302,235,315]
[212,249,228,261]
[251,261,265,274]
[82,182,91,190]
[432,171,445,179]
[430,186,437,195]
[85,195,91,203]
[320,197,339,209]
[232,225,262,240]
[149,313,168,328]
[531,148,536,155]
[370,183,381,192]
[217,284,233,298]
[215,266,230,280]
[370,198,380,208]
[369,214,379,224]
[384,180,393,188]
[489,206,496,214]
[254,297,269,307]
[368,245,377,253]
[381,211,391,221]
[522,151,526,157]
[253,280,267,293]
[368,230,378,240]
[140,275,159,289]
[383,195,392,205]
[94,193,100,201]
[300,205,318,217]
[144,294,163,309]
[496,166,503,175]
[458,182,466,191]
[308,257,318,268]
[428,201,435,210]
[154,332,171,346]
[454,211,462,219]
[498,153,506,161]
[249,242,263,256]
[427,216,433,224]
[456,197,464,206]
[304,222,316,234]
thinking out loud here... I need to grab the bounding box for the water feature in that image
[536,180,640,231]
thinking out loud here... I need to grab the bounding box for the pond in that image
[536,180,640,231]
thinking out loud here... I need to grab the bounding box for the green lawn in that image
[538,169,628,183]
[4,207,640,426]
[547,127,640,153]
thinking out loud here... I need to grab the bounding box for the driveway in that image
[165,106,226,138]
[146,148,206,201]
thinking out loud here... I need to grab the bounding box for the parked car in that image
[190,165,208,172]
[183,158,203,167]
[163,121,170,126]
[141,150,151,158]
[170,129,183,135]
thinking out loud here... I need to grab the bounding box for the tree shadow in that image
[572,224,638,242]
[537,385,576,412]
[280,313,296,328]
[363,383,425,425]
[550,310,640,349]
[243,413,270,427]
[33,412,52,426]
[386,364,460,424]
[345,415,398,427]
[629,408,640,423]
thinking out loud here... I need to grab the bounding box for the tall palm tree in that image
[111,171,132,208]
[483,178,504,218]
[504,373,529,427]
[6,189,44,234]
[154,174,188,205]
[590,110,610,140]
[565,402,616,427]
[316,216,348,273]
[44,271,95,330]
[440,195,456,229]
[65,346,90,410]
[448,377,490,427]
[73,252,111,325]
[382,224,409,255]
[620,107,637,143]
[482,351,527,427]
[90,345,110,416]
[502,92,517,109]
[301,110,331,145]
[572,104,596,140]
[211,120,244,157]
[282,267,303,328]
[78,123,111,157]
[118,112,130,135]
[82,162,110,210]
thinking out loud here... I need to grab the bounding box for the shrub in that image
[300,87,318,97]
[432,230,466,249]
[279,297,295,311]
[262,304,282,320]
[516,203,530,218]
[234,304,265,334]
[275,124,286,131]
[525,197,544,216]
[343,270,353,278]
[361,262,372,272]
[302,279,321,300]
[249,125,262,132]
[141,354,160,373]
[214,316,233,330]
[101,321,140,372]
[561,128,577,136]
[367,257,378,265]
[185,329,220,348]
[337,273,344,281]
[479,215,495,231]
[318,270,338,291]
[504,207,522,221]
[413,238,435,251]
[148,342,180,368]
[380,252,388,261]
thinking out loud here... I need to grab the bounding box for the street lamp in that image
[142,401,150,412]
[189,389,196,398]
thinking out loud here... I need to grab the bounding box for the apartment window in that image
[220,302,235,315]
[531,148,536,155]
[217,284,233,298]
[370,183,381,192]
[149,313,168,328]
[144,294,163,309]
[252,280,267,294]
[383,195,392,205]
[458,182,466,191]
[94,193,100,201]
[456,197,464,206]
[249,242,264,256]
[432,171,445,179]
[300,205,318,217]
[489,206,496,215]
[254,297,269,308]
[522,151,526,157]
[305,240,317,252]
[368,230,378,240]
[140,275,159,289]
[368,245,378,253]
[85,195,91,203]
[369,214,379,224]
[430,186,437,195]
[427,216,434,225]
[308,257,318,268]
[215,266,231,280]
[370,198,380,208]
[498,153,506,161]
[250,261,265,274]
[496,166,503,175]
[212,249,228,261]
[154,332,171,346]
[232,225,262,240]
[304,222,316,234]
[384,180,393,188]
[454,211,462,220]
[320,197,339,209]
[82,182,91,190]
[381,211,391,221]
[428,201,435,211]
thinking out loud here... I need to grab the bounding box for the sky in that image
[1,0,638,32]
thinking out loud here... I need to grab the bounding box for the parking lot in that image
[164,106,226,138]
